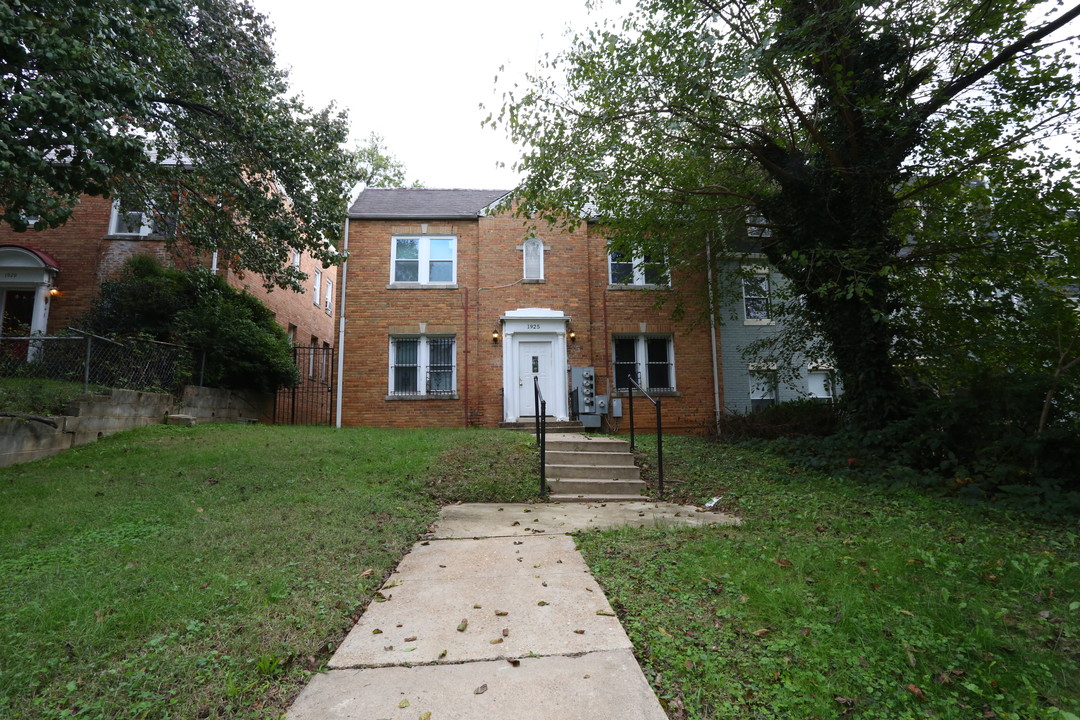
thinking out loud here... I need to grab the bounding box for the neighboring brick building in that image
[335,188,723,433]
[0,194,335,350]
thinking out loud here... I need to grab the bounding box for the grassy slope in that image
[0,424,538,719]
[578,436,1080,720]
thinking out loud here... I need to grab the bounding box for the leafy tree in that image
[495,0,1080,429]
[85,256,298,393]
[1,0,360,290]
[355,132,421,188]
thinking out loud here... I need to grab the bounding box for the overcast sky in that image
[249,0,618,192]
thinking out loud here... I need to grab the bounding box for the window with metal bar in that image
[612,335,674,392]
[389,335,456,396]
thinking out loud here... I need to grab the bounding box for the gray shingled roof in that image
[348,188,511,219]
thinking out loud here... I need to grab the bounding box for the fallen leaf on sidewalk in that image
[438,649,447,659]
[457,619,468,632]
[490,638,503,644]
[419,713,431,720]
[474,684,488,695]
[596,610,615,616]
[494,610,508,616]
[502,628,509,637]
[574,629,585,634]
[404,636,417,642]
[507,658,520,667]
[399,699,410,708]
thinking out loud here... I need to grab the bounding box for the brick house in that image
[0,194,335,351]
[335,188,723,433]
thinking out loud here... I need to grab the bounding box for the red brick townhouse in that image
[334,188,723,433]
[0,194,336,350]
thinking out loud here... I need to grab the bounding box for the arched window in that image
[523,236,544,280]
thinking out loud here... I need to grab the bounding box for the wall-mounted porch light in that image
[49,288,61,298]
[492,328,500,343]
[568,328,576,342]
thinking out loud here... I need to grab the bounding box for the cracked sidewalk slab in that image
[328,536,629,668]
[288,649,667,720]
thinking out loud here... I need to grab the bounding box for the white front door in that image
[517,340,553,417]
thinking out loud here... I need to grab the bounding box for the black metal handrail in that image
[626,376,664,498]
[533,376,548,498]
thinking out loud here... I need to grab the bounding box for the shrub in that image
[82,257,298,393]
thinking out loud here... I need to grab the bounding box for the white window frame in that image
[291,250,302,268]
[391,235,457,286]
[611,334,676,392]
[807,365,836,402]
[313,268,322,306]
[109,198,174,237]
[388,335,457,397]
[324,278,333,314]
[522,236,545,280]
[749,367,778,412]
[742,266,772,325]
[608,251,668,286]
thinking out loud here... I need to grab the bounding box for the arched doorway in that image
[0,245,60,337]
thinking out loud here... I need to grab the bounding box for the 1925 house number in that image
[526,323,541,330]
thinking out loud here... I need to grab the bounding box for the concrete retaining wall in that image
[0,386,273,467]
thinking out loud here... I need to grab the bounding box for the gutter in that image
[334,217,349,428]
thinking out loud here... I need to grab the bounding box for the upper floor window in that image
[742,269,771,324]
[392,235,456,285]
[110,198,175,237]
[291,250,302,268]
[609,251,667,286]
[313,268,322,306]
[324,278,333,314]
[523,236,545,280]
[612,335,675,392]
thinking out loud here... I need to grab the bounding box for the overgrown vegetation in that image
[81,255,298,393]
[0,379,94,415]
[0,424,539,719]
[585,435,1080,719]
[717,397,1080,511]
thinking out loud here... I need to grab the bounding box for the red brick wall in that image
[338,210,721,433]
[0,195,335,350]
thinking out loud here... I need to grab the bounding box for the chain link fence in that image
[0,329,191,393]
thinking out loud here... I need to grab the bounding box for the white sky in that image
[249,0,617,191]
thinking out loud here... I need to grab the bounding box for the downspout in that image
[705,234,722,435]
[463,286,469,426]
[334,217,350,428]
[210,250,218,275]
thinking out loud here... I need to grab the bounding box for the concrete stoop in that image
[544,434,648,503]
[499,419,586,433]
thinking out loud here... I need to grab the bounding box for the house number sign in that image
[526,323,541,329]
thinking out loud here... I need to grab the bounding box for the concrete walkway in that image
[286,502,739,720]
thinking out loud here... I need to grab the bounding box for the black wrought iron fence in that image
[0,330,191,393]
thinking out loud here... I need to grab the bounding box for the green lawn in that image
[578,436,1080,719]
[0,424,538,719]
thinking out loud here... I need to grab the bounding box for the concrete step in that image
[548,478,647,497]
[548,493,650,503]
[545,449,633,465]
[546,463,641,481]
[545,437,630,453]
[499,420,585,433]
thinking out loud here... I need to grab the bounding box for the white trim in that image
[500,308,570,422]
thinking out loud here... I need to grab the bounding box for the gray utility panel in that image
[571,366,608,427]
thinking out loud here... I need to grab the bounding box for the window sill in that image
[387,283,459,290]
[743,319,774,326]
[104,233,170,240]
[385,393,459,401]
[521,278,545,284]
[612,389,681,398]
[607,283,670,291]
